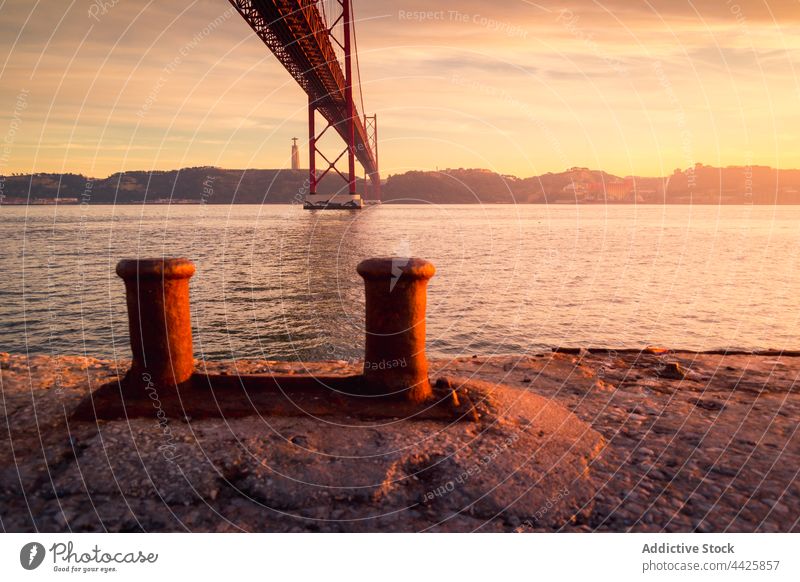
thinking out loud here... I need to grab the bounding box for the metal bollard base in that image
[70,372,481,423]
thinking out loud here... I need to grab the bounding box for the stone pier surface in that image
[1,349,798,532]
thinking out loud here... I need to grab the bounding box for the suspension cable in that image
[350,0,366,121]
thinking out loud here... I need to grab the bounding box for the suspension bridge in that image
[228,0,380,209]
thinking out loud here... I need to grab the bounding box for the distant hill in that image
[382,167,623,203]
[2,163,800,204]
[0,167,353,205]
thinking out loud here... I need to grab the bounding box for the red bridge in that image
[228,0,380,208]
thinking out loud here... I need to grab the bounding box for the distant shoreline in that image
[3,164,799,204]
[4,201,800,206]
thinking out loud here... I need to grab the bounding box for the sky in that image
[0,0,798,179]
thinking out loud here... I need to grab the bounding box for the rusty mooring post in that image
[116,258,195,391]
[357,257,435,403]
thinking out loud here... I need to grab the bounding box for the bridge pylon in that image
[228,0,381,209]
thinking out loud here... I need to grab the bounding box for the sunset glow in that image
[1,0,798,178]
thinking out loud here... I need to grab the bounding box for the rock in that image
[552,347,584,355]
[688,398,725,412]
[657,362,687,380]
[645,346,670,355]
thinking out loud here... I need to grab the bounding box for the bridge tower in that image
[364,114,380,201]
[228,0,381,210]
[305,0,361,209]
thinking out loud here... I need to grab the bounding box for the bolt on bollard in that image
[116,258,196,391]
[356,257,435,403]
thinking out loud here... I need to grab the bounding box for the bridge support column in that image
[365,114,380,201]
[308,95,316,195]
[357,257,435,403]
[343,0,356,195]
[116,258,196,392]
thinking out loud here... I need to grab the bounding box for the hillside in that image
[2,164,800,204]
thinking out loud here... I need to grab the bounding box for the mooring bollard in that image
[116,258,196,390]
[357,257,435,403]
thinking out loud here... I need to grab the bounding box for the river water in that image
[2,204,798,361]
